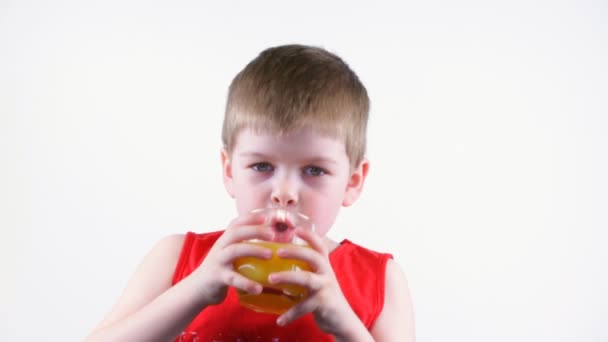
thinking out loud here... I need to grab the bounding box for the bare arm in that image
[370,259,416,341]
[85,234,208,341]
[86,216,274,342]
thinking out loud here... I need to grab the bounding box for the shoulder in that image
[127,234,186,274]
[129,233,188,287]
[331,240,393,289]
[171,230,225,284]
[154,233,186,253]
[137,233,187,271]
[159,231,223,262]
[371,259,416,341]
[126,231,220,291]
[333,240,393,277]
[334,239,393,259]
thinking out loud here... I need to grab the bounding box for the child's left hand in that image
[267,228,365,338]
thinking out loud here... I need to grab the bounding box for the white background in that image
[1,1,607,341]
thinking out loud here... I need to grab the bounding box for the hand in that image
[268,229,359,336]
[190,212,274,306]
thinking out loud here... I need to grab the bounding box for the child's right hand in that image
[189,212,274,306]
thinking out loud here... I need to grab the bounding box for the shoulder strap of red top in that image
[330,239,393,329]
[172,231,223,285]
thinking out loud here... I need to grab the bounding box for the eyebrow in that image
[238,152,267,158]
[238,151,338,165]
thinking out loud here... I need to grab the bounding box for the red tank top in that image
[172,231,392,342]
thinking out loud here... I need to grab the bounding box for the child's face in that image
[222,127,367,237]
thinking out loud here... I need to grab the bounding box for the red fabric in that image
[172,231,392,342]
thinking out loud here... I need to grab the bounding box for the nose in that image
[271,175,299,207]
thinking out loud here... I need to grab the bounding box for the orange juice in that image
[233,241,311,314]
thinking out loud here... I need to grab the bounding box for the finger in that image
[219,224,274,245]
[268,270,322,291]
[277,296,318,326]
[276,245,326,273]
[294,228,328,256]
[220,242,273,264]
[222,270,264,295]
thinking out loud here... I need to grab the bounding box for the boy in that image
[87,44,415,341]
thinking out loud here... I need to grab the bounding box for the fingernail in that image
[276,317,284,326]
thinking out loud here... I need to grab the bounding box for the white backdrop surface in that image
[1,1,607,341]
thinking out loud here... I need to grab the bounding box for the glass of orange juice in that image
[233,208,314,315]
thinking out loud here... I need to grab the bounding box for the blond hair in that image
[221,44,369,167]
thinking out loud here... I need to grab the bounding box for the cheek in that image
[304,190,344,236]
[310,205,341,236]
[233,178,268,214]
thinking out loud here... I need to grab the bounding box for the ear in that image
[342,158,370,207]
[221,148,235,198]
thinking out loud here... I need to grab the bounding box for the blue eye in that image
[304,166,326,176]
[251,162,274,172]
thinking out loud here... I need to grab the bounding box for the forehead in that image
[233,128,349,162]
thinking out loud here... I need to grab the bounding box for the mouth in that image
[270,210,294,232]
[268,215,296,243]
[274,221,290,232]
